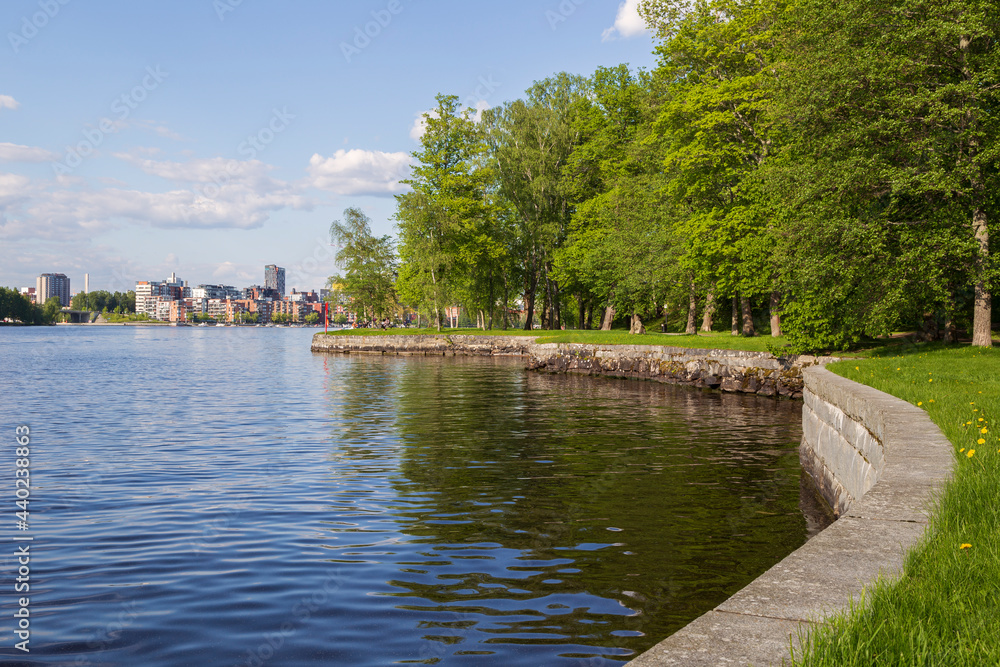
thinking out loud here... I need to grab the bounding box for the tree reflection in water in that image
[320,354,829,665]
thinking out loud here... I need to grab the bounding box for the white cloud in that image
[470,100,490,123]
[0,95,19,111]
[213,261,238,279]
[117,153,277,187]
[1,164,313,241]
[307,149,412,196]
[409,110,437,141]
[110,152,313,228]
[0,172,33,209]
[0,142,60,163]
[602,0,650,41]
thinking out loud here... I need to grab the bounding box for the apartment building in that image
[36,273,71,306]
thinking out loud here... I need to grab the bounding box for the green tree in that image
[395,94,507,330]
[555,64,679,333]
[329,207,398,322]
[0,288,38,324]
[483,73,589,330]
[770,0,1000,349]
[42,296,62,324]
[639,0,789,337]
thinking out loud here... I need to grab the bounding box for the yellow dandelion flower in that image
[929,378,933,382]
[960,543,972,550]
[917,402,923,407]
[960,448,966,453]
[855,366,859,371]
[977,439,985,445]
[968,449,976,458]
[930,399,935,403]
[982,428,989,434]
[979,418,984,422]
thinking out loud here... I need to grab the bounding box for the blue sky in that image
[1,0,658,294]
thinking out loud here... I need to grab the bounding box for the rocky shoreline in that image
[311,333,838,398]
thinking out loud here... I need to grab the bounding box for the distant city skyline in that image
[0,1,656,293]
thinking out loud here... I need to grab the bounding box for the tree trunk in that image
[685,282,698,335]
[600,303,615,331]
[578,297,586,330]
[740,293,755,337]
[522,280,536,331]
[922,311,939,342]
[972,208,992,347]
[943,287,955,343]
[769,291,782,337]
[629,312,646,335]
[700,288,715,332]
[551,279,561,330]
[585,303,593,330]
[663,302,670,333]
[731,295,739,336]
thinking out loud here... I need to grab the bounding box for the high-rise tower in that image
[264,265,285,297]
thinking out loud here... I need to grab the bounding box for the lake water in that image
[0,327,825,666]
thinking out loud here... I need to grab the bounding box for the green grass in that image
[320,327,789,352]
[793,343,1000,666]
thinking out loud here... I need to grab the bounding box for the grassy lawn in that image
[793,342,1000,665]
[320,327,789,352]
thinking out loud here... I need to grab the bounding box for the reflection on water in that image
[0,328,823,666]
[325,355,822,664]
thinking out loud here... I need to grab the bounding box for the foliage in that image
[329,207,398,322]
[70,290,136,314]
[396,94,518,331]
[0,287,44,324]
[377,0,1000,349]
[483,73,589,329]
[768,0,1000,350]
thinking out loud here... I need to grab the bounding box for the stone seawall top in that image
[311,333,538,356]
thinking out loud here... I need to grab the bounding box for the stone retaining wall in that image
[628,366,953,666]
[310,333,834,398]
[310,333,537,356]
[526,343,837,398]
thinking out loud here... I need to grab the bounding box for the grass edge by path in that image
[791,345,1000,665]
[317,328,797,353]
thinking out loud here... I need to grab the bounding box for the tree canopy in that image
[379,0,999,350]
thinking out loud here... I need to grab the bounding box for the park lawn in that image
[320,327,790,352]
[793,342,1000,666]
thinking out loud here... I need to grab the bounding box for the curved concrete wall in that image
[628,366,953,666]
